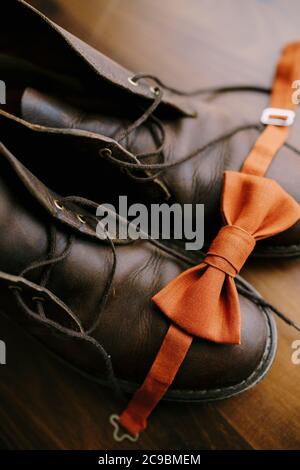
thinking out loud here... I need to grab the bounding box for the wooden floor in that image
[1,0,300,449]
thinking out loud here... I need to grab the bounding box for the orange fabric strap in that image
[119,42,300,436]
[120,326,192,435]
[242,42,300,176]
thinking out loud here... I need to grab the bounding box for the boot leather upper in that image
[1,1,300,254]
[0,128,269,393]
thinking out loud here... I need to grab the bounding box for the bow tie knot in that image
[205,225,256,276]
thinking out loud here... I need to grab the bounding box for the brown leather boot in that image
[0,129,277,435]
[2,1,300,257]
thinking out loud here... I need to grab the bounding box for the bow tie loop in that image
[205,225,256,276]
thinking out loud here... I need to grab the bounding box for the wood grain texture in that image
[1,0,299,449]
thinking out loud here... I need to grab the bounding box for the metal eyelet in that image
[54,199,64,211]
[8,285,23,292]
[77,214,86,224]
[99,148,112,158]
[150,86,160,96]
[128,76,138,86]
[32,296,45,303]
[109,414,139,443]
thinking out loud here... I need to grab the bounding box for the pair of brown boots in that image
[1,0,299,440]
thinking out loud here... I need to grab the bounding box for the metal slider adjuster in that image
[109,414,139,442]
[260,107,295,127]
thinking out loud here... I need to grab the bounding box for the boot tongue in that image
[21,87,122,137]
[20,87,171,200]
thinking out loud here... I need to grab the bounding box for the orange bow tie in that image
[154,171,300,345]
[118,41,300,437]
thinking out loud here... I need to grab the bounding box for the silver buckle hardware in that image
[260,107,295,127]
[109,414,139,443]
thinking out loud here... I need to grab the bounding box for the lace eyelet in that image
[150,86,160,96]
[54,199,64,211]
[77,214,86,224]
[99,148,112,158]
[128,76,138,86]
[32,296,45,303]
[8,285,23,292]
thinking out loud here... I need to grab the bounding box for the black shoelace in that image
[100,75,300,181]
